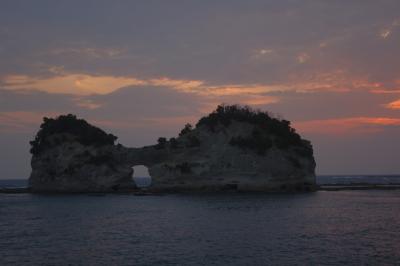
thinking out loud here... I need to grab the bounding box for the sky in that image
[1,0,400,178]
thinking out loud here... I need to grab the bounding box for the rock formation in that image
[29,105,316,193]
[29,115,132,192]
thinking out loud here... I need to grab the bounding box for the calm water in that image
[2,175,400,189]
[1,190,400,265]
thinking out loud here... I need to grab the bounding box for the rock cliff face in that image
[28,114,134,192]
[29,105,316,193]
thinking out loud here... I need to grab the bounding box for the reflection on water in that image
[1,191,400,265]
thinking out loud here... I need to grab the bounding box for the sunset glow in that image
[1,1,400,176]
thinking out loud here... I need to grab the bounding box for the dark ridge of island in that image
[28,104,316,193]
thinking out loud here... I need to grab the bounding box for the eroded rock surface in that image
[29,115,133,192]
[29,105,316,193]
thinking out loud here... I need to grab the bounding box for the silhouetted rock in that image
[29,105,316,193]
[29,114,133,193]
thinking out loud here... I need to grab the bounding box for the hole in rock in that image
[132,165,152,188]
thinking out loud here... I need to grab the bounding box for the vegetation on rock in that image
[173,123,201,148]
[175,162,191,174]
[229,128,273,155]
[169,137,179,149]
[30,114,117,155]
[156,137,167,149]
[186,135,201,147]
[197,104,313,157]
[179,123,193,137]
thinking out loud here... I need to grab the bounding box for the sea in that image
[1,176,400,265]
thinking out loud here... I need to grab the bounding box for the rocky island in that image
[29,104,316,193]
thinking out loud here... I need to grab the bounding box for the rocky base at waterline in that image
[0,187,31,194]
[28,104,317,193]
[4,185,400,194]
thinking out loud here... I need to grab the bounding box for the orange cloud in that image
[2,73,206,96]
[149,77,204,91]
[1,69,392,109]
[294,117,400,135]
[240,95,279,106]
[2,74,145,95]
[202,84,280,96]
[73,98,102,110]
[385,99,400,109]
[0,73,281,101]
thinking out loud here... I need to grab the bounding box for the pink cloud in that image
[294,117,400,135]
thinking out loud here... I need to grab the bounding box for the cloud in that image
[47,47,125,59]
[0,83,280,131]
[294,117,400,135]
[3,69,381,100]
[73,98,102,110]
[251,48,276,60]
[370,89,400,94]
[378,18,400,39]
[149,77,204,91]
[259,89,398,123]
[0,71,205,96]
[297,52,310,64]
[1,1,400,176]
[1,74,146,95]
[385,99,400,109]
[380,29,391,39]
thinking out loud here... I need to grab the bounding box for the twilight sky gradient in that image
[1,0,400,178]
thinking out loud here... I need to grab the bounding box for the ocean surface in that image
[2,175,400,189]
[1,176,400,265]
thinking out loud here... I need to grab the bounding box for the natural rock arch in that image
[28,105,317,193]
[131,165,152,188]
